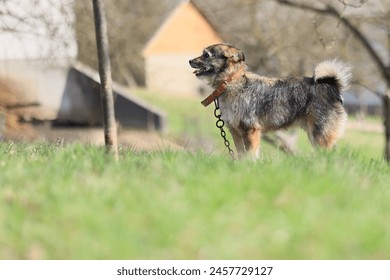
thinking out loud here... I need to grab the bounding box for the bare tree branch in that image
[313,19,336,50]
[0,0,75,58]
[338,0,368,9]
[275,0,390,82]
[353,82,384,98]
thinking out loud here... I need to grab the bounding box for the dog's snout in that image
[189,58,199,68]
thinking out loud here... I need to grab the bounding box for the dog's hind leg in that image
[307,108,347,149]
[306,120,334,149]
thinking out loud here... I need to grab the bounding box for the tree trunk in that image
[0,108,5,141]
[92,0,118,160]
[384,87,390,162]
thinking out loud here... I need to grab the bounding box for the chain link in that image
[213,98,235,160]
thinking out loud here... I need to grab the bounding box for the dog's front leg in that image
[227,126,246,158]
[242,127,261,160]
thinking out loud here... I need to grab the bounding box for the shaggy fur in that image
[189,43,352,159]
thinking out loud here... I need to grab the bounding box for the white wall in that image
[0,59,69,117]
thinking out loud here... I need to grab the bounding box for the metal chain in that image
[213,98,235,160]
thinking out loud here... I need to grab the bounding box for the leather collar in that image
[200,74,235,107]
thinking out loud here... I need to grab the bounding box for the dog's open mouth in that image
[189,59,213,76]
[193,68,204,76]
[192,66,212,76]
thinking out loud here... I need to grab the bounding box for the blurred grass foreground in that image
[0,137,389,259]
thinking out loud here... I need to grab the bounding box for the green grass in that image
[340,129,385,160]
[1,143,389,259]
[1,88,388,259]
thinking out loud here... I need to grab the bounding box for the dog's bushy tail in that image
[313,59,352,93]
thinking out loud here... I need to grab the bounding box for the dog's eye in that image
[203,52,210,58]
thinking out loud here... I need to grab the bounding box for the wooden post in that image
[0,108,5,141]
[384,88,390,162]
[92,0,118,160]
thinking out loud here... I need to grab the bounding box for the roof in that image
[142,0,223,56]
[70,62,166,114]
[54,62,167,130]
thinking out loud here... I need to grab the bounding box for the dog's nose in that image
[189,59,198,68]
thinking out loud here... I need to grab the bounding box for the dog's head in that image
[189,44,245,85]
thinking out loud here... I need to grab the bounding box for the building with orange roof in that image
[142,0,223,96]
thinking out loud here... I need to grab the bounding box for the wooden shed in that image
[54,62,166,131]
[142,0,223,96]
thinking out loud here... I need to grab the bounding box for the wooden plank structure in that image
[53,62,166,131]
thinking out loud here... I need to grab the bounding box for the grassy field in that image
[1,143,389,259]
[1,89,389,260]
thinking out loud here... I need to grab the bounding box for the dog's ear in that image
[229,48,245,63]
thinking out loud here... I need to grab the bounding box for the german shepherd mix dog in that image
[189,43,352,159]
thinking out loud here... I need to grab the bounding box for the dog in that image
[189,43,352,159]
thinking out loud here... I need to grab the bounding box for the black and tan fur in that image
[189,43,352,159]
